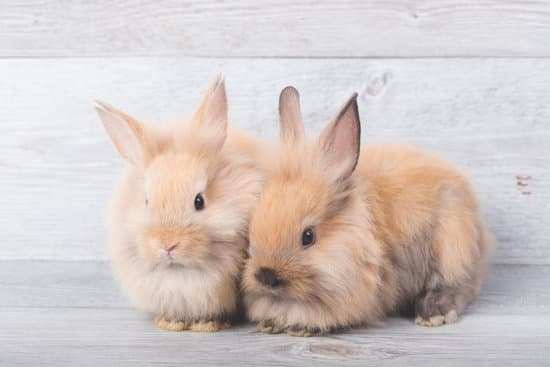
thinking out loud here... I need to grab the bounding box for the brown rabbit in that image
[95,76,264,332]
[242,87,493,336]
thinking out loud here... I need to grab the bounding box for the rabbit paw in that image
[414,289,459,327]
[287,325,324,337]
[415,310,458,327]
[189,320,230,332]
[154,316,189,331]
[257,319,285,334]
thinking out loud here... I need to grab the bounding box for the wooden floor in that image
[1,261,549,366]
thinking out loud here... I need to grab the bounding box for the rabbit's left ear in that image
[279,86,305,144]
[192,74,228,151]
[94,100,150,165]
[318,93,361,180]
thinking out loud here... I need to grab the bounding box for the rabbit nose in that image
[255,267,281,288]
[166,244,178,252]
[162,244,179,255]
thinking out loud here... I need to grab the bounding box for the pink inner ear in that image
[332,115,358,164]
[96,106,144,165]
[201,79,228,150]
[321,94,360,178]
[279,86,304,143]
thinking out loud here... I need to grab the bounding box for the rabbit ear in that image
[192,74,228,151]
[94,100,147,165]
[279,86,305,144]
[318,93,361,180]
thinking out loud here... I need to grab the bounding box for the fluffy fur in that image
[96,76,264,331]
[242,87,493,336]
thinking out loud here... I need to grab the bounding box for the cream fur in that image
[100,78,265,326]
[243,90,494,335]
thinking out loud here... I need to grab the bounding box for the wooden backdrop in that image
[1,0,549,265]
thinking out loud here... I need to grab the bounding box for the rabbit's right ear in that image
[191,74,228,152]
[318,93,361,181]
[94,100,146,165]
[279,86,305,144]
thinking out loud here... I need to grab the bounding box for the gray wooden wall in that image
[1,1,549,265]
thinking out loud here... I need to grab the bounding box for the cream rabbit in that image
[95,76,264,332]
[242,87,493,336]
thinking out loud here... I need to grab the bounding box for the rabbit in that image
[94,75,264,332]
[242,86,494,336]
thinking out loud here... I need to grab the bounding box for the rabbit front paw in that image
[189,320,230,332]
[286,324,324,337]
[154,315,189,331]
[257,319,285,334]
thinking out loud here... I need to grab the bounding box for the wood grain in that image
[1,261,549,366]
[0,57,548,263]
[1,0,550,57]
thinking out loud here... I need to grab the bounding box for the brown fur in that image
[96,76,265,330]
[243,88,493,336]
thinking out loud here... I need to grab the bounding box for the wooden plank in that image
[0,261,549,366]
[2,309,549,367]
[1,1,550,57]
[0,261,127,310]
[2,261,549,314]
[0,57,548,264]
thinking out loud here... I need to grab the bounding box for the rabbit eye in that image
[301,227,316,248]
[194,193,205,211]
[145,198,149,206]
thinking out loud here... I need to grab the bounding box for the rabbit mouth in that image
[248,276,288,298]
[254,289,320,310]
[153,258,186,269]
[252,278,326,306]
[260,284,287,297]
[256,282,310,304]
[153,254,198,269]
[164,258,184,267]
